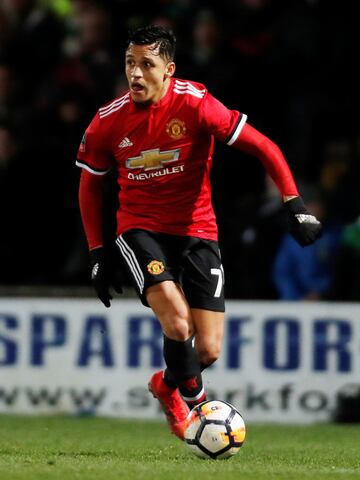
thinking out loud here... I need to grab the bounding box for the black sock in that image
[163,335,205,406]
[164,361,211,387]
[163,369,177,388]
[164,357,211,395]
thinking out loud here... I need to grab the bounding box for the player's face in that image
[125,43,175,104]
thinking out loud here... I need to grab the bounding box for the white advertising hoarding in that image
[0,298,359,423]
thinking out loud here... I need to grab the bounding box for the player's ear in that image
[164,62,175,79]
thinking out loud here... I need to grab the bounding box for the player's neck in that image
[152,77,171,104]
[132,78,172,108]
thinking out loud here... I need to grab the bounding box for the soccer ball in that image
[184,400,246,460]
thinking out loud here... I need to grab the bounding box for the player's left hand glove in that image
[90,247,123,308]
[284,196,323,246]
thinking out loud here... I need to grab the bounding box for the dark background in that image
[0,0,359,300]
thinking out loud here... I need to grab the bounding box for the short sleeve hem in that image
[76,159,111,175]
[225,113,248,145]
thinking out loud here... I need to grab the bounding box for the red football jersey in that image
[76,77,247,241]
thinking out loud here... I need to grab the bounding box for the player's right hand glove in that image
[90,247,123,308]
[284,196,323,247]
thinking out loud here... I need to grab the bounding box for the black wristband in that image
[284,196,307,215]
[89,247,104,267]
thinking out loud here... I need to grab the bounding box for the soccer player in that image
[76,25,322,440]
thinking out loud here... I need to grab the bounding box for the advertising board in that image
[1,299,359,422]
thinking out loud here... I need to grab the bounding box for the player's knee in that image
[155,294,193,340]
[197,344,221,366]
[164,312,193,340]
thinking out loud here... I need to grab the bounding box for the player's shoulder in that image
[96,91,131,121]
[172,77,208,102]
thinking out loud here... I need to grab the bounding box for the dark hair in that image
[126,25,176,62]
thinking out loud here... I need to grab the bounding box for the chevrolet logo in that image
[126,148,180,171]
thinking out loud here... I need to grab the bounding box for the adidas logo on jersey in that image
[118,137,133,148]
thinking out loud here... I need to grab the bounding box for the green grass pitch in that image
[0,416,360,480]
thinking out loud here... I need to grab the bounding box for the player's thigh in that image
[182,239,225,312]
[191,308,224,365]
[116,229,176,306]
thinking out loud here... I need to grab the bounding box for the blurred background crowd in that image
[0,0,359,301]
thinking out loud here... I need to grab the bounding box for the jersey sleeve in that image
[76,112,113,175]
[198,92,247,144]
[231,122,299,197]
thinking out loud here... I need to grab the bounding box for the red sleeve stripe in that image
[76,160,111,175]
[226,113,248,146]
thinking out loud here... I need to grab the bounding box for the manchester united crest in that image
[147,260,165,275]
[166,118,186,139]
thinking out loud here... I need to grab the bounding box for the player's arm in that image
[78,169,104,251]
[76,116,122,306]
[199,90,322,246]
[230,122,322,246]
[78,169,120,307]
[231,122,298,200]
[79,169,123,307]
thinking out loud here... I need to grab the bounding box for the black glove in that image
[284,196,323,247]
[90,247,123,307]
